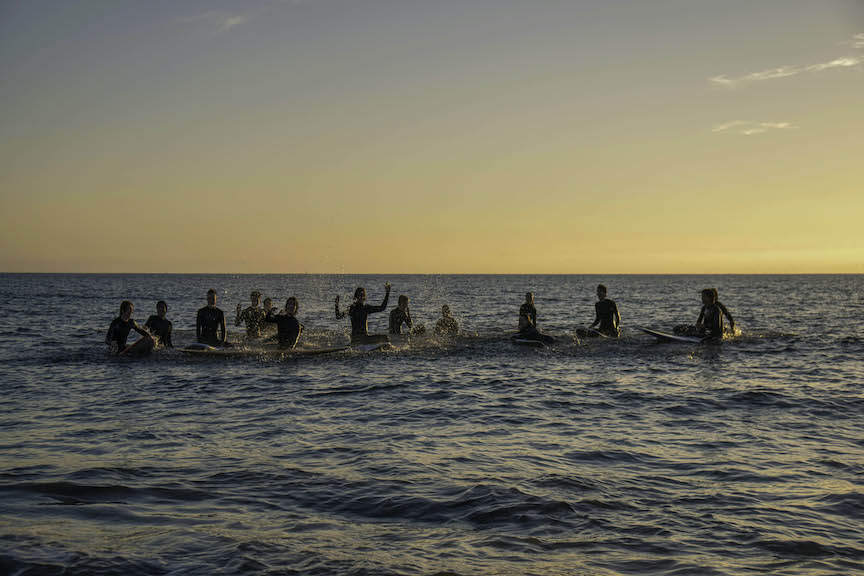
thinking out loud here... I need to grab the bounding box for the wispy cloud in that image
[710,34,863,87]
[711,121,798,136]
[177,11,251,34]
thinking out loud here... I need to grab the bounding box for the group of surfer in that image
[105,283,734,354]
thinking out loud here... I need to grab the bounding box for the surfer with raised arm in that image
[235,290,266,340]
[197,289,229,347]
[144,300,173,348]
[434,305,459,336]
[106,300,154,355]
[335,282,391,344]
[589,284,621,337]
[264,297,302,349]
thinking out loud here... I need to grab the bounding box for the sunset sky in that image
[1,0,862,273]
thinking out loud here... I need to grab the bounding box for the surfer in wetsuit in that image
[389,295,414,335]
[520,292,537,327]
[335,283,391,343]
[197,289,229,347]
[676,289,724,339]
[697,288,735,333]
[144,300,173,348]
[516,298,555,344]
[589,284,621,337]
[264,297,302,349]
[435,305,459,336]
[235,290,266,340]
[106,300,153,355]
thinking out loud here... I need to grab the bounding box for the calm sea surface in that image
[1,274,862,575]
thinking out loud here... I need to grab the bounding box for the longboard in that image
[351,342,391,352]
[179,344,349,357]
[640,327,705,344]
[511,337,549,348]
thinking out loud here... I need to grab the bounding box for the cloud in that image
[711,121,798,136]
[177,11,251,33]
[710,35,863,88]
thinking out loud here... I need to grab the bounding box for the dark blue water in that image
[1,274,862,575]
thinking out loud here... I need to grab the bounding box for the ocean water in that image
[0,273,862,576]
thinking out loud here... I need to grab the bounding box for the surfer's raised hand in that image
[236,303,242,315]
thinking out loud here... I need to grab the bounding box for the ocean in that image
[0,273,862,575]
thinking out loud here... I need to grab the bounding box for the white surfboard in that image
[640,327,705,344]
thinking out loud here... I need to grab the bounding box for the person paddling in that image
[335,283,391,344]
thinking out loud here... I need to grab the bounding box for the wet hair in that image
[442,305,450,315]
[207,289,217,297]
[263,297,272,306]
[120,300,133,314]
[354,287,366,300]
[398,295,409,306]
[597,284,607,294]
[525,292,533,302]
[156,300,168,311]
[712,288,720,301]
[251,290,261,299]
[285,296,298,311]
[701,288,716,303]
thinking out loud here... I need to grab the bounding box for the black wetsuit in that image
[700,303,724,339]
[336,292,390,336]
[520,303,537,326]
[197,306,226,346]
[106,317,139,351]
[236,306,266,339]
[264,310,301,349]
[435,316,458,335]
[389,307,413,335]
[144,315,173,348]
[591,299,620,337]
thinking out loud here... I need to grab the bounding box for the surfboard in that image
[351,342,391,352]
[640,327,705,344]
[575,327,610,339]
[511,337,549,348]
[119,337,155,357]
[179,344,349,357]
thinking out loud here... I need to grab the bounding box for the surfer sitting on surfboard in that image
[106,300,154,355]
[264,297,302,349]
[335,283,391,344]
[675,289,724,339]
[589,284,621,337]
[197,289,230,347]
[235,290,266,340]
[698,288,735,334]
[516,296,555,344]
[389,295,424,335]
[434,305,459,336]
[144,300,173,348]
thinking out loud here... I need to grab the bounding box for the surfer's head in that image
[263,297,273,311]
[156,300,168,317]
[285,297,298,316]
[597,284,607,299]
[207,289,217,307]
[354,287,366,302]
[250,290,261,306]
[398,295,409,310]
[701,288,715,305]
[120,300,133,321]
[525,292,534,305]
[441,305,451,317]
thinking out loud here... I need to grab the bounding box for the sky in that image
[1,0,862,273]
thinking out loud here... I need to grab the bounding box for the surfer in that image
[264,297,302,349]
[675,289,723,339]
[235,290,266,340]
[698,288,735,333]
[106,300,154,355]
[144,300,173,348]
[335,283,391,344]
[434,305,459,336]
[389,295,415,335]
[588,284,621,337]
[520,292,538,326]
[197,289,229,347]
[516,305,555,344]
